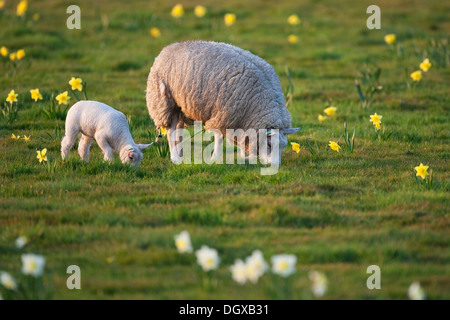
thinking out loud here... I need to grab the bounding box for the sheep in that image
[61,101,151,166]
[146,41,299,164]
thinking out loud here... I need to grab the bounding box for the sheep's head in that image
[259,128,300,165]
[120,144,152,167]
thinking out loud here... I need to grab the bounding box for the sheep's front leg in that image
[167,113,182,164]
[176,119,184,158]
[95,134,114,162]
[211,131,223,162]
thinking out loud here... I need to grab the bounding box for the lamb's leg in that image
[95,134,114,162]
[167,113,182,164]
[78,134,93,162]
[211,131,223,162]
[61,127,79,160]
[176,118,184,157]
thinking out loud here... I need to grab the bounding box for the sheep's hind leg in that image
[167,113,182,164]
[211,130,223,163]
[95,134,114,162]
[78,134,93,162]
[61,128,79,160]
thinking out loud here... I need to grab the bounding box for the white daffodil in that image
[271,254,297,277]
[0,271,18,290]
[174,231,193,253]
[195,245,220,271]
[230,259,248,285]
[245,250,268,283]
[309,271,328,297]
[21,254,46,277]
[408,282,426,300]
[15,236,28,249]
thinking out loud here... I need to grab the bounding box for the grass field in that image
[0,0,449,299]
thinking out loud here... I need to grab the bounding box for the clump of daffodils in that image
[174,230,193,253]
[196,245,220,272]
[230,250,269,285]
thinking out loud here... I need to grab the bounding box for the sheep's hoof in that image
[171,155,182,165]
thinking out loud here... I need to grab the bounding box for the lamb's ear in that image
[137,143,153,150]
[283,127,301,135]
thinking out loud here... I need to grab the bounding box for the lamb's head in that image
[120,144,152,167]
[259,128,300,165]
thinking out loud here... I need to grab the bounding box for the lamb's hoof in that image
[171,155,182,165]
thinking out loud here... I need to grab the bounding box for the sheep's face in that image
[259,128,300,165]
[121,144,152,167]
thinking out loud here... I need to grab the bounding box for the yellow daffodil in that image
[414,163,429,180]
[69,77,83,91]
[224,13,236,26]
[0,1,5,10]
[0,46,7,57]
[324,106,337,116]
[194,5,207,18]
[36,148,48,163]
[6,90,18,104]
[291,142,300,153]
[370,113,382,125]
[287,14,300,25]
[11,134,20,140]
[420,58,431,72]
[33,13,40,21]
[384,34,396,45]
[410,70,422,82]
[374,122,381,130]
[16,0,28,17]
[56,91,70,105]
[288,35,298,44]
[328,141,341,152]
[23,135,31,142]
[10,52,17,61]
[171,4,184,18]
[150,27,161,38]
[16,49,25,60]
[30,88,43,102]
[160,127,167,136]
[318,114,327,122]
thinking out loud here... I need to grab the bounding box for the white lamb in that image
[146,41,300,164]
[61,101,151,166]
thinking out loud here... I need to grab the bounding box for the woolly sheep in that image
[146,41,299,164]
[61,101,151,166]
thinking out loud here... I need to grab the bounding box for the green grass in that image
[0,0,449,299]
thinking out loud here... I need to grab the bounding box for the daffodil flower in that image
[324,106,337,116]
[384,34,396,45]
[11,134,20,140]
[420,58,431,72]
[288,35,298,44]
[318,114,327,122]
[0,46,8,57]
[69,77,83,92]
[56,91,70,105]
[6,90,18,104]
[16,49,25,60]
[194,5,207,18]
[16,0,28,17]
[37,148,48,163]
[171,4,184,18]
[410,70,422,82]
[224,13,236,26]
[150,27,161,38]
[291,142,300,153]
[287,14,300,25]
[414,163,429,179]
[370,113,382,125]
[328,141,341,152]
[30,88,43,102]
[23,135,31,142]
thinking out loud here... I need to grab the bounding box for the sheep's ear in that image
[137,143,153,150]
[283,127,301,135]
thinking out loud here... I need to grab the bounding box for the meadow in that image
[0,0,449,299]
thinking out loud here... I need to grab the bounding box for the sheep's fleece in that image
[61,101,151,166]
[146,41,299,163]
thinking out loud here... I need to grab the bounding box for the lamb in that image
[61,101,151,166]
[146,41,299,164]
